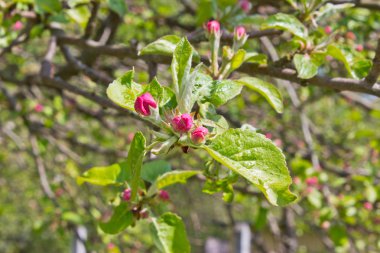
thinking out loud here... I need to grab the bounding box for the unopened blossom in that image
[206,20,220,34]
[122,189,131,201]
[235,26,246,40]
[12,21,23,31]
[191,126,209,144]
[305,177,318,187]
[158,190,170,201]
[172,113,193,133]
[134,93,157,116]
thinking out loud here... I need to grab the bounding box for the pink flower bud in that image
[134,93,157,116]
[34,104,44,112]
[305,176,318,187]
[191,126,209,144]
[355,44,364,52]
[235,26,246,40]
[107,243,115,250]
[239,0,252,13]
[293,176,301,184]
[122,189,131,201]
[346,31,356,40]
[12,21,23,31]
[324,26,332,34]
[171,114,193,133]
[206,20,220,34]
[265,133,272,139]
[363,201,373,210]
[158,190,170,201]
[321,221,330,230]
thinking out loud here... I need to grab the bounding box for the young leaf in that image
[150,213,191,253]
[230,49,246,72]
[205,80,243,107]
[204,129,297,206]
[35,0,61,14]
[126,132,146,201]
[178,63,203,113]
[261,13,308,40]
[326,44,369,79]
[171,37,193,95]
[199,103,229,135]
[139,35,181,56]
[107,0,127,17]
[143,78,177,110]
[156,170,200,189]
[293,54,321,79]
[141,160,172,184]
[236,77,283,113]
[99,203,133,234]
[77,163,122,186]
[107,70,143,111]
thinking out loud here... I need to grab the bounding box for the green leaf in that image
[293,54,321,79]
[261,13,308,39]
[35,0,61,14]
[139,35,181,56]
[352,59,372,79]
[230,49,246,72]
[315,3,354,21]
[156,170,200,189]
[199,103,229,135]
[77,163,122,186]
[204,129,297,206]
[171,37,193,95]
[150,213,190,253]
[106,70,143,111]
[66,6,91,28]
[192,72,213,105]
[143,78,177,110]
[178,63,203,113]
[327,44,369,79]
[141,160,172,184]
[99,203,133,234]
[107,0,127,17]
[236,77,283,113]
[126,132,146,201]
[205,80,243,107]
[244,52,267,65]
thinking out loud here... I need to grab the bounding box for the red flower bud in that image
[191,126,209,144]
[324,26,332,34]
[12,21,23,31]
[355,44,364,52]
[239,0,252,13]
[122,189,131,201]
[235,26,246,40]
[346,31,356,40]
[134,93,157,116]
[305,176,318,187]
[172,114,193,133]
[363,201,373,210]
[206,20,220,34]
[158,190,170,201]
[34,104,44,112]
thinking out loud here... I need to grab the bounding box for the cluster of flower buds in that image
[134,93,209,145]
